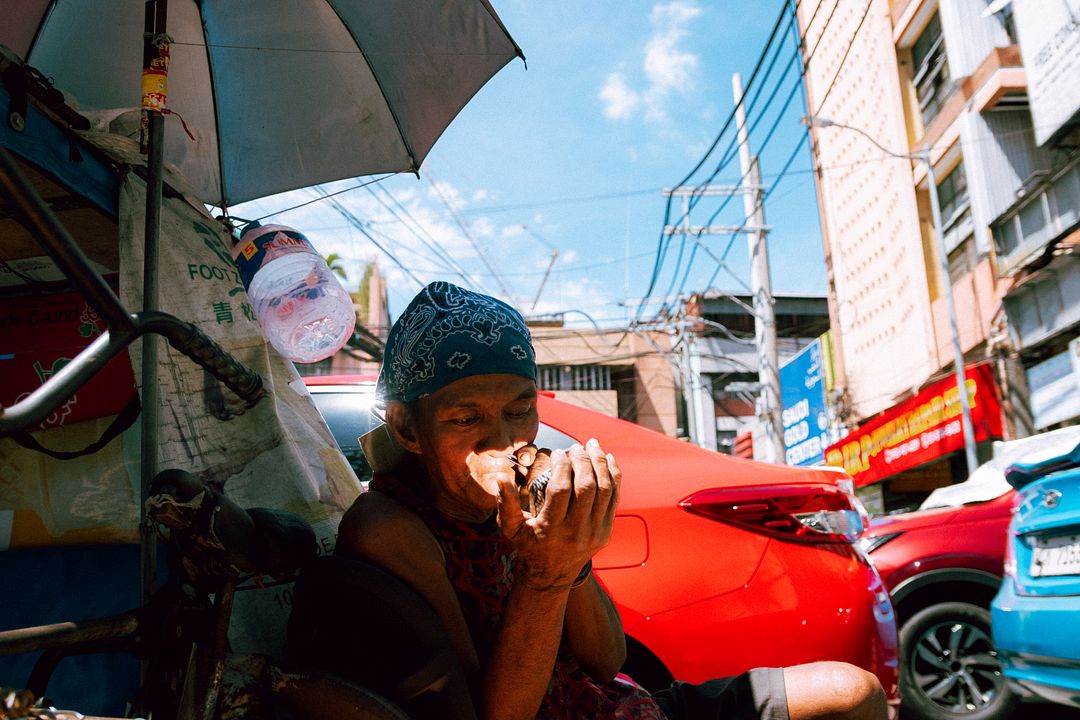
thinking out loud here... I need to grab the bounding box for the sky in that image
[233,0,827,327]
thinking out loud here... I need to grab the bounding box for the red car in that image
[305,375,899,700]
[861,492,1014,720]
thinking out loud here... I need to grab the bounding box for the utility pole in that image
[733,72,784,464]
[661,186,771,451]
[678,193,710,450]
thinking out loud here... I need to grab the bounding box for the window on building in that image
[716,430,737,455]
[937,161,970,228]
[947,236,976,284]
[537,364,613,392]
[911,13,951,128]
[992,214,1021,257]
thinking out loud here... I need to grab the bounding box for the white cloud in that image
[644,3,701,92]
[235,176,594,313]
[599,72,641,121]
[471,217,496,239]
[643,1,702,122]
[429,180,466,211]
[599,1,702,124]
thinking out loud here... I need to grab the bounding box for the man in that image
[338,281,886,720]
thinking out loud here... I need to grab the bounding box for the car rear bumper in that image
[625,542,899,702]
[992,578,1080,706]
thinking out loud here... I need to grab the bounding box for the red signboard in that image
[0,289,136,430]
[824,363,1003,487]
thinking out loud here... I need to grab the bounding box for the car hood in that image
[866,505,963,536]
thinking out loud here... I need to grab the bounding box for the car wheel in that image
[899,602,1017,720]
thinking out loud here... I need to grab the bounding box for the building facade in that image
[682,291,832,455]
[529,323,679,437]
[798,0,1080,512]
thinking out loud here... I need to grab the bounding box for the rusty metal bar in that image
[199,575,238,720]
[0,614,139,656]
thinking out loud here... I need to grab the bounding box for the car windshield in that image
[309,391,380,483]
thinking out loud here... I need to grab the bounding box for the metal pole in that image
[923,150,979,473]
[140,0,169,611]
[805,115,980,471]
[676,320,697,443]
[688,333,717,451]
[733,73,784,463]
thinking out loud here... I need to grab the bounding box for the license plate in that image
[1030,534,1080,577]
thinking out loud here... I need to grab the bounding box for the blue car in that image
[991,444,1080,709]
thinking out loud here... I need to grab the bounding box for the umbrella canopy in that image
[3,0,523,207]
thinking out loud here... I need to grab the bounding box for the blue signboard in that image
[780,339,829,466]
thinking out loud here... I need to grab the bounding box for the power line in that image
[666,68,806,307]
[426,172,513,299]
[656,0,843,303]
[365,184,479,287]
[669,0,847,296]
[812,0,874,115]
[654,0,869,320]
[253,174,395,222]
[637,0,797,321]
[645,0,854,321]
[361,221,464,278]
[314,187,427,289]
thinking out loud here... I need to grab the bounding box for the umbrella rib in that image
[323,0,418,175]
[477,0,527,66]
[196,0,229,208]
[24,1,59,65]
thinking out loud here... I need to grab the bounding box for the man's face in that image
[410,373,539,515]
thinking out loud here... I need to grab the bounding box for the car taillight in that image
[679,483,867,544]
[1003,529,1017,579]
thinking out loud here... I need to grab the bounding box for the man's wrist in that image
[570,559,593,588]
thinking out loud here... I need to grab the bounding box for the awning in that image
[825,363,1004,487]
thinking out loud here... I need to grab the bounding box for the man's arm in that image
[495,440,626,694]
[338,491,568,720]
[564,572,626,681]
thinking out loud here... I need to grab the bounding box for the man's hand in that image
[496,439,621,591]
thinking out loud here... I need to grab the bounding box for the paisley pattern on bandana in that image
[379,282,536,402]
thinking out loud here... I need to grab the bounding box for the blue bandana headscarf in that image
[378,282,536,403]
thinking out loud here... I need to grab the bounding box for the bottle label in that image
[232,226,316,290]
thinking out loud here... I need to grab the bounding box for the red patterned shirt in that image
[370,472,666,719]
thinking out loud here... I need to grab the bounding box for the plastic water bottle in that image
[231,222,356,363]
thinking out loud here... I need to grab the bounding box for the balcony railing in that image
[993,153,1080,275]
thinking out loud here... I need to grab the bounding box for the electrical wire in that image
[252,174,396,222]
[678,0,841,259]
[636,0,796,321]
[656,0,864,319]
[365,184,479,287]
[655,0,840,306]
[361,220,465,277]
[812,0,875,116]
[645,0,851,321]
[426,172,513,299]
[314,187,427,288]
[651,15,802,317]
